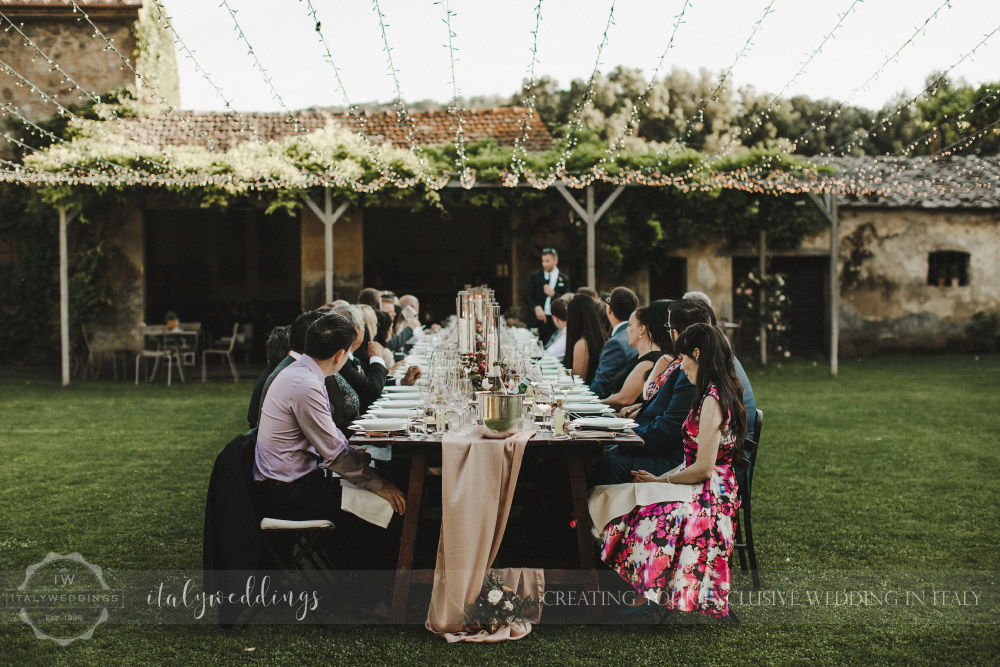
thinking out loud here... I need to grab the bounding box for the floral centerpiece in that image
[734,271,792,359]
[462,570,539,634]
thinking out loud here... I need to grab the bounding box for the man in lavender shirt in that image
[254,313,406,523]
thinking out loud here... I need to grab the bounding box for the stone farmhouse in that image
[0,0,996,361]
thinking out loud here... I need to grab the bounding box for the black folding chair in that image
[733,409,763,590]
[239,518,339,625]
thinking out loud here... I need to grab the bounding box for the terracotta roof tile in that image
[116,107,554,153]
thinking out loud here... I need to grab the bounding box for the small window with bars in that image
[927,251,970,287]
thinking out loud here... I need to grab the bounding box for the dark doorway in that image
[732,255,827,356]
[650,255,688,301]
[363,207,513,324]
[144,207,301,361]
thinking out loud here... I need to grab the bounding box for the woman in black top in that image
[602,300,672,410]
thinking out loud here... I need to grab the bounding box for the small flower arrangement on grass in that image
[734,271,792,359]
[463,570,539,634]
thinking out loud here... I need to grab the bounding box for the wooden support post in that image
[759,229,767,366]
[303,188,350,304]
[59,207,79,387]
[826,192,839,378]
[585,186,596,288]
[806,192,840,378]
[554,184,625,290]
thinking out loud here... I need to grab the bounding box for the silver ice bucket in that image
[478,392,523,434]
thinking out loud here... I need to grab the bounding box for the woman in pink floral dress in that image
[600,323,748,618]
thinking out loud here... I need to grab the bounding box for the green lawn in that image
[1,355,998,665]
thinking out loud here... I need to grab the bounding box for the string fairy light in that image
[0,8,186,177]
[370,0,436,177]
[526,0,617,189]
[440,0,474,188]
[729,21,1000,194]
[586,0,692,181]
[0,0,987,206]
[503,0,545,187]
[303,0,424,192]
[700,0,961,188]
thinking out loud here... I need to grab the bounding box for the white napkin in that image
[587,481,698,533]
[340,480,394,528]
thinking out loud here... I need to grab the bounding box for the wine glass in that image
[535,382,555,432]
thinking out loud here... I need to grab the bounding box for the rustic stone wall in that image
[675,241,734,321]
[837,207,1000,353]
[0,20,137,123]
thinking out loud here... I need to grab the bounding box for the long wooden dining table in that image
[349,429,644,623]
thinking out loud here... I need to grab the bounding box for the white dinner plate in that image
[372,399,420,408]
[350,418,407,432]
[564,402,614,414]
[571,416,638,430]
[366,408,417,418]
[382,385,420,393]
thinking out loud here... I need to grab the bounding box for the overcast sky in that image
[165,0,1000,113]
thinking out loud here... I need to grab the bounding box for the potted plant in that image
[164,310,178,330]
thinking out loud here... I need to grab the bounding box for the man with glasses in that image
[522,247,571,343]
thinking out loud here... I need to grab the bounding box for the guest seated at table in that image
[254,313,406,571]
[374,310,422,386]
[326,368,360,437]
[357,287,382,311]
[590,287,640,399]
[683,290,717,324]
[247,325,290,429]
[598,323,746,619]
[601,301,671,410]
[544,296,570,359]
[598,299,755,485]
[399,294,428,342]
[576,286,599,301]
[563,293,608,385]
[380,291,399,317]
[332,304,387,415]
[257,310,324,423]
[402,294,441,335]
[317,300,348,313]
[359,304,394,368]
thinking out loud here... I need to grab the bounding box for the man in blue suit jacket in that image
[589,287,639,399]
[597,298,756,485]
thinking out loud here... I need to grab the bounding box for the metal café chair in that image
[202,323,241,383]
[135,324,185,386]
[733,408,763,590]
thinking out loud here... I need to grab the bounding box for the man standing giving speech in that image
[522,248,571,343]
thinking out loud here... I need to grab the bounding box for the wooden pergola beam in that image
[554,184,625,288]
[303,188,350,304]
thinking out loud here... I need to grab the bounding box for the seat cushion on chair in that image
[259,517,334,531]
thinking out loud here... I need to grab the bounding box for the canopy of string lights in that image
[0,0,995,204]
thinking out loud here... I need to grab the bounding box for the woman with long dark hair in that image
[562,293,608,384]
[602,300,673,410]
[597,323,747,619]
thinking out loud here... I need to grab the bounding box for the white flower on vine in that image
[503,600,514,612]
[784,350,791,357]
[487,589,503,605]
